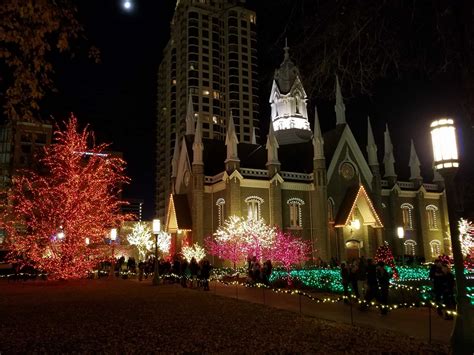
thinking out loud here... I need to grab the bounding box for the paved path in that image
[209,280,453,344]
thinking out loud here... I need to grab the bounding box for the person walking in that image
[376,261,392,315]
[362,259,378,309]
[340,263,351,303]
[201,259,212,291]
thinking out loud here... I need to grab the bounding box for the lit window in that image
[430,240,441,258]
[249,15,256,24]
[212,116,218,124]
[426,205,438,230]
[287,198,304,228]
[216,198,225,227]
[203,90,210,96]
[245,196,263,221]
[213,91,220,99]
[404,240,417,256]
[400,203,414,229]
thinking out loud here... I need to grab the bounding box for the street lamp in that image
[430,118,473,353]
[110,228,117,278]
[152,219,161,285]
[397,227,405,266]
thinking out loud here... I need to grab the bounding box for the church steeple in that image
[269,41,311,145]
[185,94,195,136]
[171,136,180,178]
[383,124,397,184]
[366,116,378,166]
[312,106,324,160]
[225,114,240,171]
[409,139,422,183]
[266,120,280,165]
[192,114,203,165]
[251,127,257,145]
[335,75,346,125]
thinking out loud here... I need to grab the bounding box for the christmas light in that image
[0,116,130,280]
[182,243,206,262]
[127,222,153,261]
[270,231,311,281]
[374,243,399,279]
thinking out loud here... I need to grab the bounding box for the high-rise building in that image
[156,0,259,218]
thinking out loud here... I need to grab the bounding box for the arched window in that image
[404,240,417,256]
[328,198,335,223]
[400,203,414,229]
[245,196,263,221]
[426,205,439,230]
[430,240,441,258]
[216,198,225,227]
[287,198,304,228]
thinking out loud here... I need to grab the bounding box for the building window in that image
[404,240,417,256]
[430,240,441,258]
[216,198,225,227]
[401,203,414,229]
[328,198,335,223]
[426,205,438,230]
[287,198,304,228]
[245,196,263,221]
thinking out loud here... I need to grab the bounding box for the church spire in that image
[251,127,257,145]
[366,116,378,166]
[312,106,324,160]
[266,120,280,165]
[409,139,422,181]
[192,114,203,165]
[335,75,346,125]
[171,135,180,178]
[185,94,195,136]
[225,114,239,162]
[383,124,397,180]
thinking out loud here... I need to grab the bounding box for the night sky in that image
[41,0,471,219]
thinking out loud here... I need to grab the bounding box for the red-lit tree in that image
[1,116,129,279]
[270,231,311,281]
[374,243,399,279]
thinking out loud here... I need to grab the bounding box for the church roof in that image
[168,194,192,231]
[323,124,346,164]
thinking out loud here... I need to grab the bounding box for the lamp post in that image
[152,219,161,286]
[397,227,405,266]
[110,228,117,278]
[430,118,473,353]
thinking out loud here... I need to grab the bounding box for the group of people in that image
[340,256,392,314]
[429,258,455,319]
[247,257,272,285]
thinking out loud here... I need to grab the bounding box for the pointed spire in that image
[383,124,397,178]
[225,114,239,161]
[251,127,257,145]
[283,37,289,61]
[366,116,378,166]
[171,136,180,178]
[409,139,422,180]
[192,115,203,165]
[312,106,324,160]
[266,121,279,164]
[335,75,346,125]
[185,95,195,136]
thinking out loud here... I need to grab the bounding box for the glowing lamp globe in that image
[397,227,404,239]
[152,219,161,234]
[430,118,459,170]
[350,219,361,230]
[110,228,117,241]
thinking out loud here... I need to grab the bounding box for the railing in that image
[204,172,224,184]
[240,168,267,178]
[280,171,313,181]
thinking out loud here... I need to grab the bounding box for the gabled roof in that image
[165,194,192,233]
[334,185,383,228]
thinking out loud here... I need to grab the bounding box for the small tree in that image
[270,231,311,282]
[240,217,276,261]
[374,243,398,279]
[1,116,129,279]
[182,243,206,263]
[127,222,153,261]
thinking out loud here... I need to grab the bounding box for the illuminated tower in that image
[156,0,259,218]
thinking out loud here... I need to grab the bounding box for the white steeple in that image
[251,127,257,145]
[266,120,279,164]
[409,139,422,180]
[225,114,239,162]
[312,106,324,160]
[383,124,397,178]
[185,95,195,136]
[269,41,311,145]
[335,75,346,125]
[366,116,378,166]
[171,135,180,178]
[192,114,203,165]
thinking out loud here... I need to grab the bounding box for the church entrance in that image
[345,239,362,262]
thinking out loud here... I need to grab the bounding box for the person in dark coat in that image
[376,261,392,315]
[349,260,360,299]
[200,259,212,291]
[262,260,272,285]
[441,263,455,320]
[340,263,350,303]
[364,259,378,306]
[189,257,200,288]
[430,260,444,315]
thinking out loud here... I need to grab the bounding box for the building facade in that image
[164,47,452,262]
[156,0,259,218]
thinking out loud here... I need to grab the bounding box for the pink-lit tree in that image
[270,231,311,281]
[205,235,246,269]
